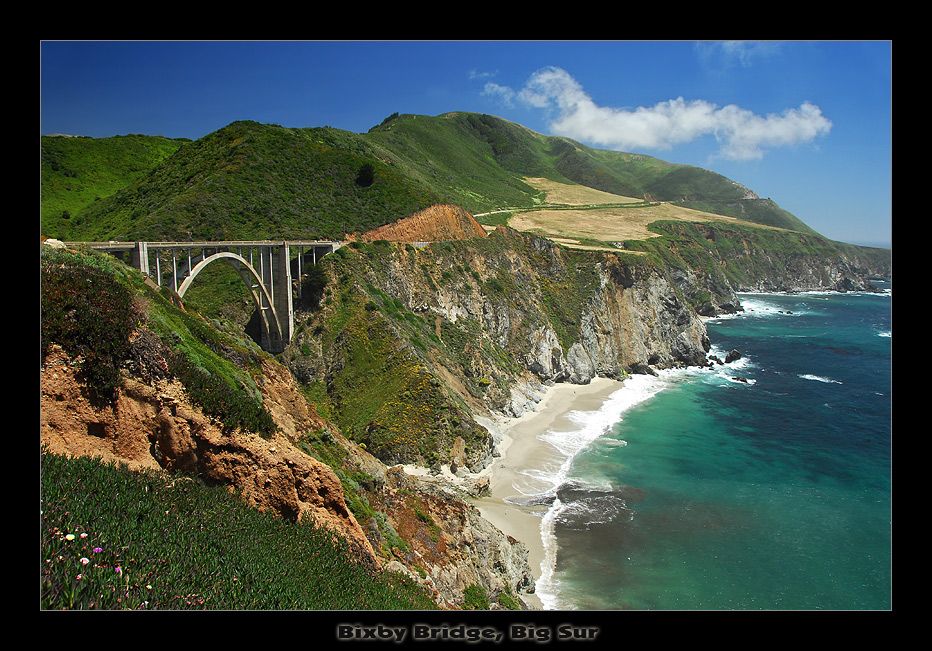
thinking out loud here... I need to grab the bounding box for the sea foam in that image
[798,374,843,384]
[704,294,814,322]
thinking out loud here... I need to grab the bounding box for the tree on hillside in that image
[356,163,375,188]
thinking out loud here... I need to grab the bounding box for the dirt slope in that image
[361,204,487,242]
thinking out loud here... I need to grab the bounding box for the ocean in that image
[535,285,892,610]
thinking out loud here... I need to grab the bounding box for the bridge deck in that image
[64,240,342,250]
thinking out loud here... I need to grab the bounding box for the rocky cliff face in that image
[728,248,892,293]
[367,467,535,609]
[286,228,710,469]
[372,231,710,410]
[630,222,892,315]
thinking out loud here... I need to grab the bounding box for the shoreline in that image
[736,288,890,297]
[471,377,624,610]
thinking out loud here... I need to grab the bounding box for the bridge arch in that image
[177,251,284,351]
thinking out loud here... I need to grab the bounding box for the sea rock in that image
[725,349,742,363]
[835,277,858,292]
[628,362,658,376]
[462,475,490,497]
[709,355,724,366]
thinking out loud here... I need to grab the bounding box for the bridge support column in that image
[271,242,294,352]
[131,241,150,276]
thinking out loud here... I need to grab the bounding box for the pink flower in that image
[115,566,122,575]
[80,533,88,539]
[80,557,89,565]
[93,547,103,554]
[76,574,83,581]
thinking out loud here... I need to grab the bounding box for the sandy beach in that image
[473,377,624,609]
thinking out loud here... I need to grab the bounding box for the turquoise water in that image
[547,287,891,610]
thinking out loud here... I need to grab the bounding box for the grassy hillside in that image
[365,112,552,211]
[40,451,436,610]
[41,134,186,239]
[44,112,822,242]
[288,241,494,468]
[63,121,444,241]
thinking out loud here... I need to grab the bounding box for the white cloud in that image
[481,82,516,107]
[721,41,781,66]
[696,41,782,68]
[485,66,831,160]
[469,69,498,80]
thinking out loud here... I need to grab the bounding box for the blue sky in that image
[40,41,891,247]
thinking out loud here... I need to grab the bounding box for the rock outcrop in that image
[287,228,711,470]
[368,466,535,609]
[288,220,892,477]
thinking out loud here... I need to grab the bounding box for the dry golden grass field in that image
[523,177,643,205]
[510,202,784,248]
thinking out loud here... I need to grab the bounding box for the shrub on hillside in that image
[166,350,278,438]
[463,584,490,610]
[40,252,140,405]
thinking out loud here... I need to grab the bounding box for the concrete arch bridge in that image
[64,240,343,353]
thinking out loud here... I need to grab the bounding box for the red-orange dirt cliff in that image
[360,204,486,242]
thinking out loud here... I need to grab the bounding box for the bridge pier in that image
[130,241,150,276]
[270,243,292,353]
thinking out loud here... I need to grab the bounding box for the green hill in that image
[58,121,443,241]
[369,113,817,233]
[41,112,823,241]
[41,134,187,238]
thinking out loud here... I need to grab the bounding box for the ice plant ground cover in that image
[39,451,437,610]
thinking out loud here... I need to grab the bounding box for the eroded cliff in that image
[285,228,710,471]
